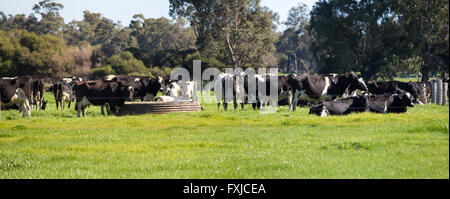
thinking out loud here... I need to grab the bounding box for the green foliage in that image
[105,51,148,75]
[276,3,315,74]
[0,29,67,77]
[90,66,115,78]
[170,0,277,69]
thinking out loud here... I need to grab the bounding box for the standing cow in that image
[31,78,47,110]
[73,78,134,117]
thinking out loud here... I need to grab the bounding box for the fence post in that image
[437,79,443,105]
[432,80,437,104]
[442,82,448,105]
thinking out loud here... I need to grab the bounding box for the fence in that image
[431,79,448,105]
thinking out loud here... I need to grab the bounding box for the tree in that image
[129,15,196,55]
[276,3,315,74]
[393,0,449,81]
[105,51,148,75]
[0,29,68,77]
[32,0,65,35]
[169,0,277,69]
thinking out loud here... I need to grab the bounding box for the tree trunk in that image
[421,65,430,82]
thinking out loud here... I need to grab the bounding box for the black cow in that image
[73,78,134,117]
[287,72,368,111]
[309,94,369,117]
[31,79,47,110]
[0,76,33,117]
[368,92,415,113]
[366,81,423,104]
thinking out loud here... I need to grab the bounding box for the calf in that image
[73,78,134,117]
[309,94,369,117]
[368,92,415,113]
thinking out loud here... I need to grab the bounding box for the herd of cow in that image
[213,71,435,117]
[0,71,445,118]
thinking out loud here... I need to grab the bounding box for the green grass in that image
[0,92,448,179]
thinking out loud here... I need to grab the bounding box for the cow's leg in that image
[106,104,111,116]
[233,98,238,110]
[82,106,87,117]
[241,103,244,110]
[288,90,293,111]
[217,103,221,111]
[61,99,65,111]
[292,91,299,111]
[76,101,81,117]
[224,103,228,111]
[56,98,59,110]
[68,101,71,109]
[101,105,106,115]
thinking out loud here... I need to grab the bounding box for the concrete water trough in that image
[117,101,202,116]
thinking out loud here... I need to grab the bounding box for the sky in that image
[0,0,317,30]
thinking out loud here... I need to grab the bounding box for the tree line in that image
[0,0,448,81]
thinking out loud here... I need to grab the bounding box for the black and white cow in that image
[366,81,423,104]
[287,72,368,111]
[0,76,33,117]
[31,78,47,110]
[100,75,163,115]
[103,75,164,101]
[52,82,75,111]
[164,80,195,101]
[368,92,415,113]
[73,78,134,117]
[309,94,369,117]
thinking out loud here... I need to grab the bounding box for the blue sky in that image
[0,0,317,30]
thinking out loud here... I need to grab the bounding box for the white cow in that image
[11,88,31,117]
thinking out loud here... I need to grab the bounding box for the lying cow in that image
[367,81,423,104]
[0,76,33,117]
[73,78,134,117]
[309,94,369,117]
[164,80,195,101]
[368,92,415,113]
[155,96,175,102]
[288,71,368,111]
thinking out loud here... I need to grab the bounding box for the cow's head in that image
[117,83,134,101]
[346,71,368,92]
[407,82,421,104]
[393,92,414,108]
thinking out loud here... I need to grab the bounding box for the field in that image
[0,92,448,179]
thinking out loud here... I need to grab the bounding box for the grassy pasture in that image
[0,92,448,179]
